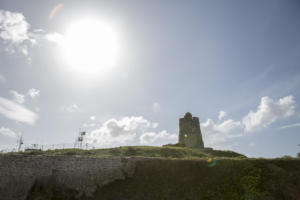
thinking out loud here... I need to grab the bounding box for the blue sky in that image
[0,0,300,157]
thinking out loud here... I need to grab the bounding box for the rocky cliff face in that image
[1,154,300,200]
[0,154,136,200]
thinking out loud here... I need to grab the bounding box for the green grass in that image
[14,145,246,159]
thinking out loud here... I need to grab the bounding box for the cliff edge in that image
[0,153,300,200]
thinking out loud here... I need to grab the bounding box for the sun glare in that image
[62,19,119,76]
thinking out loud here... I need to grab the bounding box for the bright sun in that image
[62,19,119,75]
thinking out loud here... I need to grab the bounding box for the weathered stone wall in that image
[179,112,204,149]
[1,155,300,200]
[0,154,136,200]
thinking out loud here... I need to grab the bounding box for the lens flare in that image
[49,3,64,20]
[206,157,216,167]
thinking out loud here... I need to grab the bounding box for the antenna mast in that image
[76,128,86,149]
[17,135,23,152]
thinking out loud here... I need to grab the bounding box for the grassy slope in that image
[18,145,246,159]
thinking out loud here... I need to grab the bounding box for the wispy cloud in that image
[9,90,25,104]
[152,102,160,112]
[0,127,18,145]
[0,73,6,83]
[62,104,79,113]
[249,142,256,147]
[90,116,96,121]
[83,123,96,128]
[280,122,300,129]
[0,97,38,125]
[44,32,64,45]
[28,88,40,99]
[0,127,17,138]
[218,110,227,120]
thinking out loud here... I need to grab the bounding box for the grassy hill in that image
[6,146,300,199]
[17,145,246,159]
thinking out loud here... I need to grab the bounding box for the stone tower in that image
[179,112,204,149]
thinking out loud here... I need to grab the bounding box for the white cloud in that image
[0,127,17,138]
[83,123,96,128]
[0,10,36,58]
[218,110,227,120]
[152,123,159,128]
[86,96,295,149]
[201,96,296,148]
[28,88,40,99]
[153,102,160,112]
[0,73,6,83]
[0,10,30,43]
[0,10,63,62]
[280,122,300,129]
[212,142,240,151]
[86,116,175,147]
[9,90,25,104]
[44,32,64,45]
[140,130,177,145]
[0,97,38,125]
[201,118,242,147]
[242,96,296,132]
[62,104,79,113]
[249,142,256,147]
[0,127,18,145]
[82,116,97,127]
[33,29,44,33]
[90,116,96,121]
[35,106,40,112]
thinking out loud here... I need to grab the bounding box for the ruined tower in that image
[179,112,204,149]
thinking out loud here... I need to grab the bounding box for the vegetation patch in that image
[12,146,246,159]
